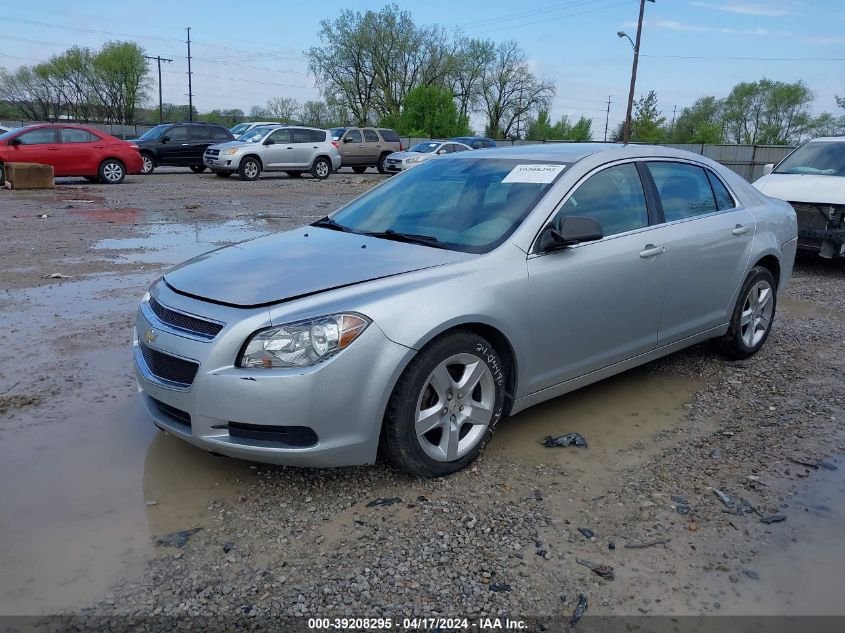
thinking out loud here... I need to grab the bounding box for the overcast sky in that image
[2,0,843,135]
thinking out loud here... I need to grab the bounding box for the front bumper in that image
[791,202,845,258]
[203,152,241,171]
[133,282,413,467]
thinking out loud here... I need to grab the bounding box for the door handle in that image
[639,245,665,258]
[181,143,190,146]
[312,146,318,149]
[286,146,293,149]
[732,224,750,236]
[47,147,61,151]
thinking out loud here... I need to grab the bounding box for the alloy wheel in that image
[244,161,259,179]
[141,155,153,174]
[414,353,495,462]
[102,162,124,183]
[315,160,329,178]
[740,280,773,348]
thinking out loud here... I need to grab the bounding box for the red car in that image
[0,124,144,185]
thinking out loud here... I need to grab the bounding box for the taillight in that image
[399,142,403,151]
[129,144,139,150]
[331,141,339,149]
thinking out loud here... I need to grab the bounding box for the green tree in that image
[397,85,468,138]
[89,41,150,123]
[629,90,666,143]
[808,112,845,138]
[201,109,244,126]
[527,110,593,141]
[669,96,724,143]
[722,78,813,145]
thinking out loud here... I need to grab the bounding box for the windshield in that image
[775,141,845,177]
[326,158,567,253]
[0,128,18,141]
[137,124,170,141]
[230,123,251,137]
[410,142,440,153]
[330,127,346,140]
[238,126,273,143]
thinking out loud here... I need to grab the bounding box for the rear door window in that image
[61,128,97,143]
[189,127,211,141]
[292,128,312,143]
[646,161,718,222]
[557,163,649,237]
[363,128,379,143]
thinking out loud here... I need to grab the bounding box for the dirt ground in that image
[0,168,844,629]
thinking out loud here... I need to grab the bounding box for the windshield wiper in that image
[311,216,354,233]
[366,229,448,249]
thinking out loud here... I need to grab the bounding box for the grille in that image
[790,202,832,231]
[149,297,223,339]
[150,397,192,428]
[139,344,199,386]
[228,422,318,448]
[206,148,220,157]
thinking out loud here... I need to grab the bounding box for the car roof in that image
[805,136,845,143]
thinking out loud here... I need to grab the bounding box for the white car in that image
[383,140,472,173]
[753,136,845,258]
[0,126,10,135]
[229,121,283,139]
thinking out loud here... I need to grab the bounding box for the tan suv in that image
[330,127,402,174]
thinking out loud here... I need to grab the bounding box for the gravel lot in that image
[1,168,843,630]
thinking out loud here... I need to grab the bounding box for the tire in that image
[382,330,506,477]
[238,158,261,181]
[311,157,331,180]
[213,170,232,178]
[285,171,303,178]
[190,165,207,173]
[99,159,125,185]
[352,166,367,174]
[140,153,155,175]
[377,152,390,174]
[0,163,6,184]
[714,266,777,360]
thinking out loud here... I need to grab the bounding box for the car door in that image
[59,128,101,175]
[526,161,669,392]
[7,127,60,169]
[188,126,212,164]
[159,126,189,165]
[362,128,381,163]
[291,128,319,167]
[643,161,756,345]
[342,129,363,164]
[261,128,293,169]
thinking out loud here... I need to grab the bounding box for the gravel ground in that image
[1,169,843,630]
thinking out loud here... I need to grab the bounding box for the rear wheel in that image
[99,159,126,185]
[238,158,261,181]
[377,152,390,174]
[140,153,155,175]
[311,157,331,180]
[715,266,777,359]
[189,165,207,173]
[0,163,6,183]
[382,331,505,477]
[352,166,367,174]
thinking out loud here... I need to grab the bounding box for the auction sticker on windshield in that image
[501,164,566,184]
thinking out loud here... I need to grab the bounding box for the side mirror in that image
[538,216,604,253]
[761,163,774,176]
[437,149,447,155]
[9,138,21,146]
[344,137,354,143]
[264,139,275,146]
[160,136,170,144]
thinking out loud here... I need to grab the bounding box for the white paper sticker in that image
[501,164,566,184]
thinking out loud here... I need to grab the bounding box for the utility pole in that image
[604,95,612,142]
[144,55,173,124]
[622,0,655,144]
[186,27,194,121]
[670,104,677,136]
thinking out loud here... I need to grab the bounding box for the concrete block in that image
[5,162,55,189]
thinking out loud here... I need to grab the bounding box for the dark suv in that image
[133,122,234,174]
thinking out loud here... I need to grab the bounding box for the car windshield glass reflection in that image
[775,142,845,177]
[410,142,440,153]
[239,127,273,143]
[138,124,169,141]
[326,158,567,253]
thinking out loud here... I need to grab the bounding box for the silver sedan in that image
[133,144,797,477]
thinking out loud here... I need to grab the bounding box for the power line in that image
[642,54,845,62]
[472,0,631,35]
[459,0,614,28]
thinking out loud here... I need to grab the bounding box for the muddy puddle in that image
[91,220,271,265]
[488,367,704,473]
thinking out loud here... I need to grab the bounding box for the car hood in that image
[753,173,845,205]
[207,140,259,151]
[163,226,474,307]
[388,151,436,161]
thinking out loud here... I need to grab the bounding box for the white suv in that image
[204,125,341,181]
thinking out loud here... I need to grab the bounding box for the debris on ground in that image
[575,558,615,581]
[788,457,819,470]
[818,461,838,471]
[489,582,511,592]
[42,272,70,279]
[578,527,595,539]
[570,594,588,626]
[760,514,787,524]
[223,542,235,553]
[154,528,202,548]
[624,538,670,549]
[365,497,403,508]
[742,569,760,580]
[542,432,588,448]
[711,487,735,507]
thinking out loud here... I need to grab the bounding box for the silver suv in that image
[204,125,341,181]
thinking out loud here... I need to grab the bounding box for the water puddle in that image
[779,296,845,321]
[488,367,704,473]
[91,220,270,264]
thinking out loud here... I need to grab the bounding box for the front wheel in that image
[140,154,155,175]
[0,163,5,184]
[311,157,331,180]
[382,331,505,477]
[715,266,777,359]
[189,165,207,173]
[377,153,390,174]
[238,158,261,181]
[99,159,126,184]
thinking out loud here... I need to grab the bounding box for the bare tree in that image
[265,96,301,122]
[449,38,495,122]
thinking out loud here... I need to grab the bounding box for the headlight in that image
[405,156,421,164]
[221,148,240,156]
[239,313,370,368]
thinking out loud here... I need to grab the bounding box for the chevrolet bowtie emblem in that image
[144,329,157,344]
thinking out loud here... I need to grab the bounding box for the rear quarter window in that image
[646,161,718,222]
[706,170,736,210]
[378,128,400,143]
